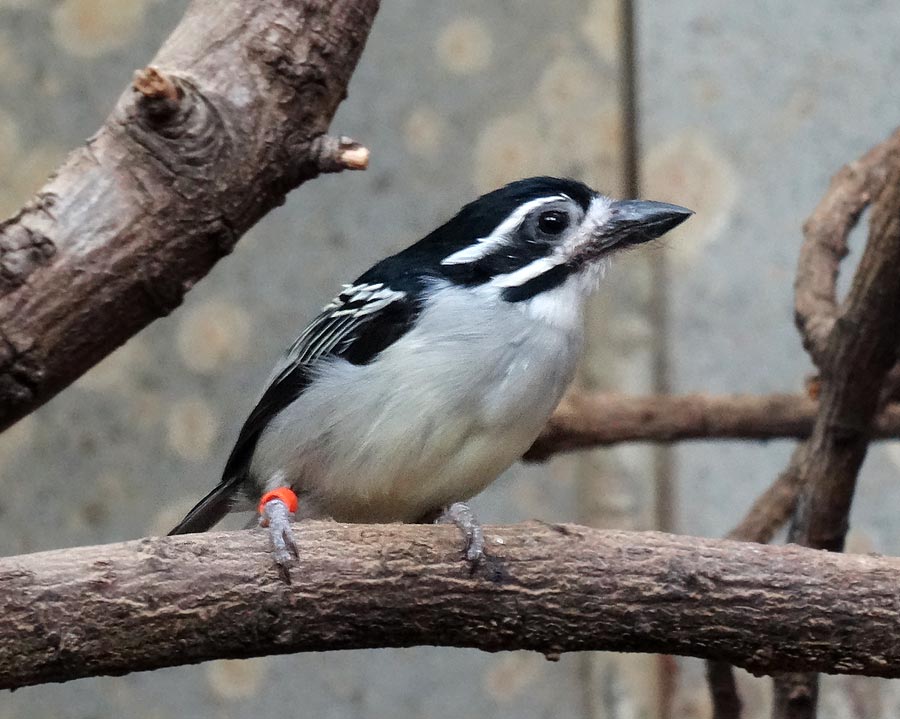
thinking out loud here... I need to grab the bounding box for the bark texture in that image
[0,0,379,432]
[5,523,900,690]
[788,142,900,552]
[526,392,900,461]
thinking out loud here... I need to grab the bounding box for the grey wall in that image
[0,1,897,717]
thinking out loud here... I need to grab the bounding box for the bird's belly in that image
[251,295,583,523]
[314,407,551,523]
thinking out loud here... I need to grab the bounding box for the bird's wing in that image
[169,281,418,535]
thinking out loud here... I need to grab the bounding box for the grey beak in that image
[604,199,694,247]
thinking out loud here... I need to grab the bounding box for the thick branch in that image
[770,133,900,718]
[790,148,900,551]
[5,524,900,690]
[709,127,900,719]
[0,0,379,431]
[524,392,900,461]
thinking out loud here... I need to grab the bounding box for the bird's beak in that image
[598,199,694,251]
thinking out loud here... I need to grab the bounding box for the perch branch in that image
[7,523,900,690]
[0,0,379,432]
[524,392,900,461]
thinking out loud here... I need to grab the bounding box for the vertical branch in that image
[704,126,900,719]
[771,133,900,718]
[772,675,819,719]
[707,660,744,719]
[790,157,900,546]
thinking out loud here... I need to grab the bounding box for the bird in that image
[170,176,692,568]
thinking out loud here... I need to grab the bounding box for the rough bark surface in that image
[789,146,900,551]
[0,0,379,432]
[5,523,900,690]
[707,449,807,719]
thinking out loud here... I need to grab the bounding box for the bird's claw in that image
[259,498,299,571]
[270,524,299,567]
[437,501,485,568]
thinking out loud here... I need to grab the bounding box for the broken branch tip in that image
[339,144,370,171]
[132,66,181,104]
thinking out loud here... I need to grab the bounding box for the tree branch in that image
[0,0,379,432]
[708,126,900,719]
[793,128,899,367]
[772,126,900,719]
[789,144,900,551]
[6,523,900,691]
[524,392,900,461]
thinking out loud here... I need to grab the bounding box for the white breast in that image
[251,278,587,522]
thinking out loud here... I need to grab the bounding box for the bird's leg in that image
[436,501,485,565]
[258,487,299,569]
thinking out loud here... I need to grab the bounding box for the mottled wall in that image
[0,1,898,717]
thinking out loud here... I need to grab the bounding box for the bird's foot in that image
[436,501,485,568]
[258,488,299,575]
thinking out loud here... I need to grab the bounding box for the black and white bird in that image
[170,177,691,566]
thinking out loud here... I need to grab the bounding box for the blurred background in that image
[1,0,899,717]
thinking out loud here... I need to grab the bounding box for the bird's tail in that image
[168,475,244,535]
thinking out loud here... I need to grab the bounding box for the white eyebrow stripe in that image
[440,194,567,266]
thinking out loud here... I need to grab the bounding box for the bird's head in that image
[409,177,691,321]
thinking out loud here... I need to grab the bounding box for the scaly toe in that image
[465,523,485,565]
[437,501,486,568]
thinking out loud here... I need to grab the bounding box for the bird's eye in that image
[537,210,569,235]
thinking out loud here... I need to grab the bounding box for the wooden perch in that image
[6,524,900,691]
[0,0,379,433]
[2,0,900,711]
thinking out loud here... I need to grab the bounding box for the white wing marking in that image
[275,283,407,380]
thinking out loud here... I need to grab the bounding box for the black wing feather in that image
[169,283,420,534]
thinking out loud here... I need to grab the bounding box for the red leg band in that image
[258,487,299,515]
